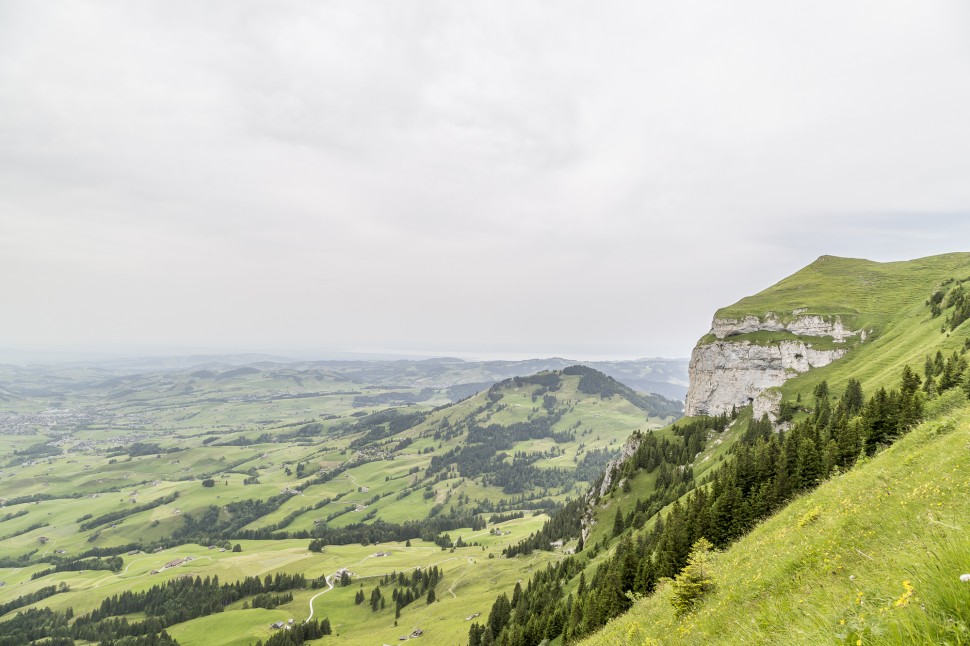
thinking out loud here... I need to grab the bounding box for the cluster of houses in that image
[0,406,107,435]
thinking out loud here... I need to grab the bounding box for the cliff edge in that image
[685,313,861,418]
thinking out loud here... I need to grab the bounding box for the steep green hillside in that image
[585,393,970,645]
[471,253,970,646]
[579,253,970,644]
[717,252,970,332]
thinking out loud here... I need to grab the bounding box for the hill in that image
[468,252,970,646]
[585,391,970,645]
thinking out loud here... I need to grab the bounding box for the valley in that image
[0,358,681,645]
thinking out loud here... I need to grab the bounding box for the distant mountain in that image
[0,355,689,407]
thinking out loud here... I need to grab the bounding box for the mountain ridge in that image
[470,251,970,646]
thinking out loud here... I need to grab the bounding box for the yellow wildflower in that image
[893,580,915,607]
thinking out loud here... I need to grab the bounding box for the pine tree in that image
[670,538,716,616]
[794,438,821,490]
[841,379,864,415]
[813,380,829,400]
[899,365,924,429]
[487,593,511,637]
[468,623,483,646]
[611,508,625,537]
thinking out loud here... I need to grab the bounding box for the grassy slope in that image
[584,392,970,645]
[716,252,970,331]
[758,254,970,406]
[580,252,970,644]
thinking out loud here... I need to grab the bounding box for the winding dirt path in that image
[446,557,476,598]
[305,575,334,622]
[304,550,460,621]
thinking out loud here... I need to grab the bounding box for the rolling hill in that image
[0,361,680,646]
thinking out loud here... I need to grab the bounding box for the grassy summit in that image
[717,252,970,331]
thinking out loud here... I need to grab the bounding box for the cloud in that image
[1,1,968,359]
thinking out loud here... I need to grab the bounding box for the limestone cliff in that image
[685,314,861,418]
[711,313,864,343]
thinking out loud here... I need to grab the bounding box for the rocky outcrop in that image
[712,313,862,342]
[685,340,846,417]
[596,436,641,499]
[685,312,861,418]
[581,435,643,543]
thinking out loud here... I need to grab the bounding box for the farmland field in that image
[0,357,683,645]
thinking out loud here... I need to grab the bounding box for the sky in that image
[2,1,970,361]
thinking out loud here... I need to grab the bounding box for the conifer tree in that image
[670,538,716,616]
[611,507,625,537]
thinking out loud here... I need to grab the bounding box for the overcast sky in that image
[2,1,969,361]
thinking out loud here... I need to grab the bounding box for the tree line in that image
[472,360,947,645]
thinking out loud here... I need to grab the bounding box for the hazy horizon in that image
[0,343,692,366]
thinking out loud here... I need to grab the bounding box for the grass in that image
[716,253,970,332]
[0,362,660,645]
[698,330,853,352]
[583,373,970,644]
[569,252,970,645]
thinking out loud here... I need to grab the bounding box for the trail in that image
[119,556,147,575]
[304,575,334,623]
[303,550,458,622]
[446,557,476,599]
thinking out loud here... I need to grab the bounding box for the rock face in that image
[581,435,643,543]
[711,314,862,343]
[685,314,860,418]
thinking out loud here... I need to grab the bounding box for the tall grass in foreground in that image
[583,396,970,645]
